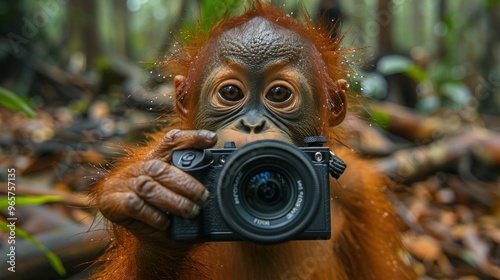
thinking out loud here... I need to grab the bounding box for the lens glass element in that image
[244,171,291,216]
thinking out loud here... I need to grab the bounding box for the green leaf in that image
[0,86,36,118]
[440,82,471,105]
[376,55,427,82]
[369,107,391,128]
[485,0,500,7]
[199,0,245,33]
[0,195,62,210]
[0,221,66,276]
[360,72,388,99]
[376,55,414,76]
[405,65,428,83]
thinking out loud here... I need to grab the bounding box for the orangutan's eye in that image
[218,85,244,102]
[266,86,292,103]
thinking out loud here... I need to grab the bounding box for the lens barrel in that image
[217,140,321,244]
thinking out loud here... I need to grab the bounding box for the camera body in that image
[170,138,332,244]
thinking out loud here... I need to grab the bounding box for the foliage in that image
[374,55,473,113]
[0,86,36,118]
[179,0,244,38]
[0,195,66,276]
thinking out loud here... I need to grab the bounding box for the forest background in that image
[0,0,499,279]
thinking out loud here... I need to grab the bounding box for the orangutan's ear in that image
[329,79,348,126]
[173,75,188,120]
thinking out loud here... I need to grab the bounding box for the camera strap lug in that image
[329,152,346,179]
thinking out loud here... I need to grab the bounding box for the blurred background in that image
[0,0,499,279]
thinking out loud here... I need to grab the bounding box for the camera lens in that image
[217,140,321,244]
[251,171,284,204]
[243,170,293,218]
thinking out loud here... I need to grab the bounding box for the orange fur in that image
[90,1,415,279]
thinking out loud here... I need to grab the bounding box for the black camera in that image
[170,136,345,244]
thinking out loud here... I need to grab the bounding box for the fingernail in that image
[200,189,210,203]
[195,189,210,205]
[188,204,200,218]
[205,131,217,140]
